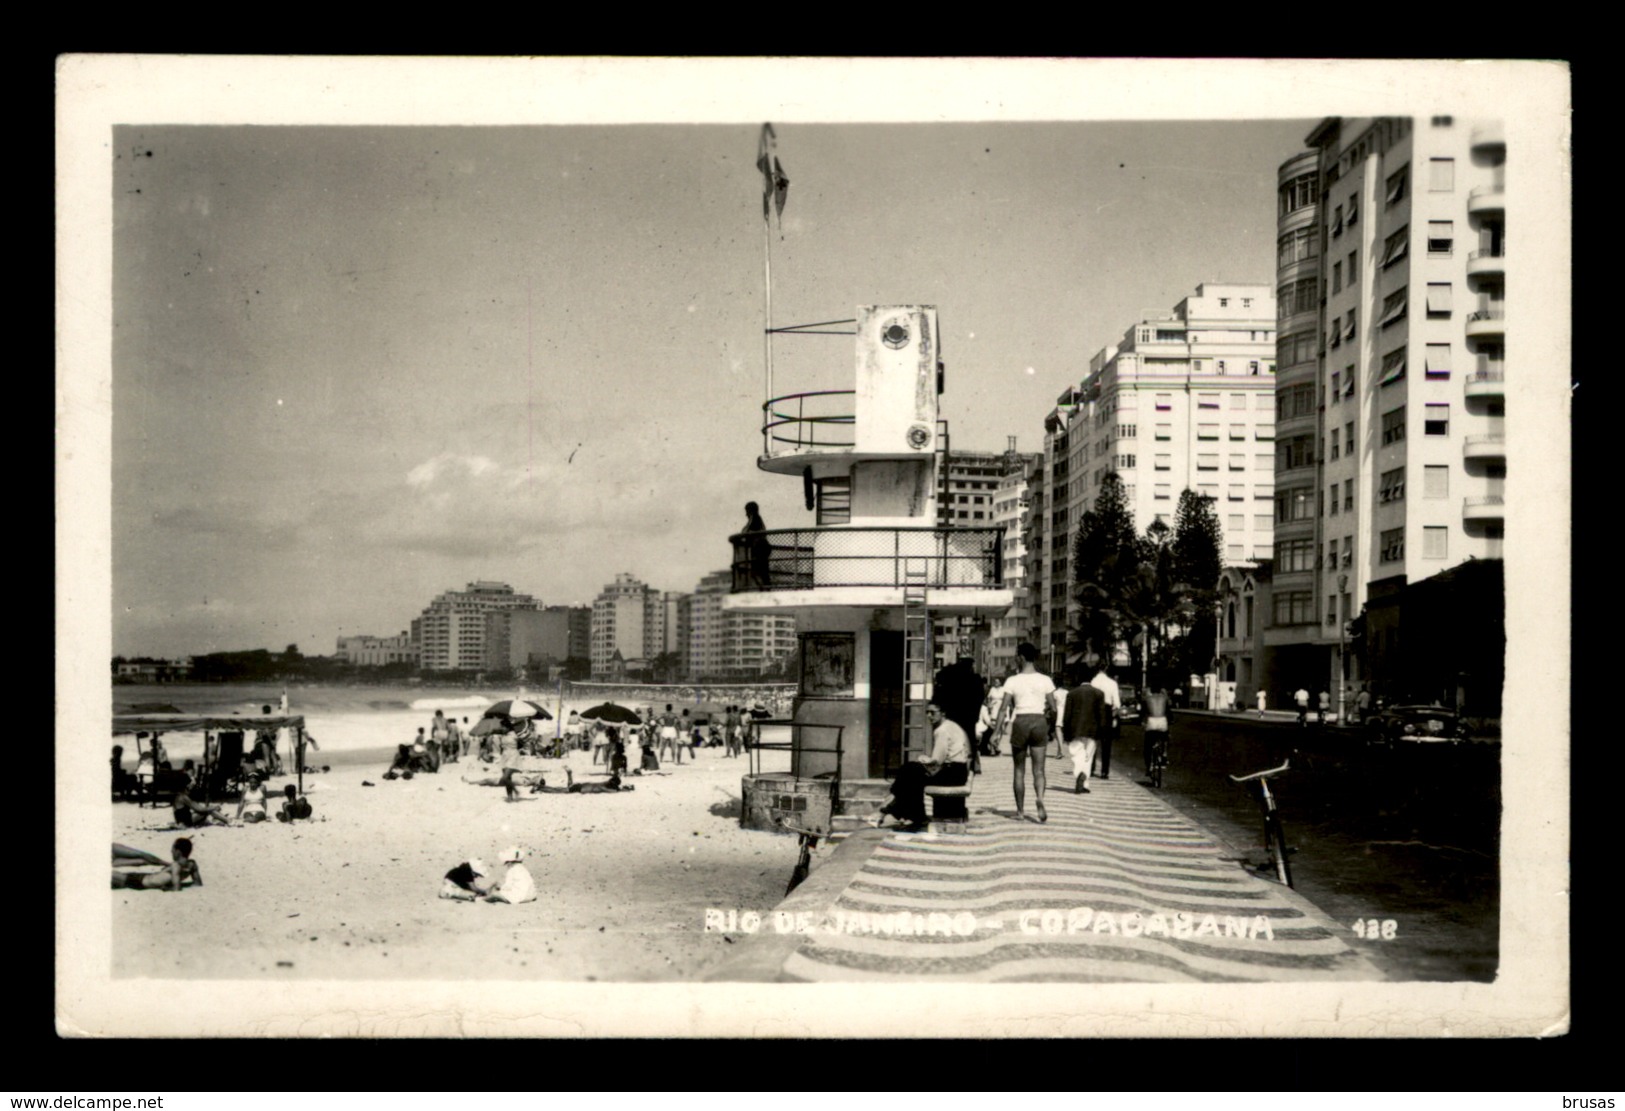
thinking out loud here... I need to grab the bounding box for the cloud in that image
[406,453,499,488]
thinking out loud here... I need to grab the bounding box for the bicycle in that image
[1229,759,1293,887]
[1145,730,1170,789]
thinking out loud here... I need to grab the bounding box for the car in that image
[1368,704,1469,745]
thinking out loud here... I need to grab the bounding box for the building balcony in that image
[1465,368,1505,398]
[1468,184,1505,216]
[1463,495,1505,521]
[724,525,1011,614]
[1470,122,1505,152]
[1465,309,1505,341]
[1463,435,1506,463]
[1467,248,1506,283]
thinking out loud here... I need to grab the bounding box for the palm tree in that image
[650,651,683,684]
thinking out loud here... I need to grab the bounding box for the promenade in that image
[707,754,1385,983]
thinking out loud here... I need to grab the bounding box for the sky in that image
[83,57,1566,660]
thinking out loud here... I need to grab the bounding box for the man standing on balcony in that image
[743,502,771,588]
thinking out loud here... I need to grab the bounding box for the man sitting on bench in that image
[870,701,971,831]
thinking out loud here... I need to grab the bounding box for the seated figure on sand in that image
[569,772,634,794]
[483,846,537,904]
[236,773,271,823]
[112,837,201,891]
[173,784,231,828]
[276,783,313,822]
[439,858,492,901]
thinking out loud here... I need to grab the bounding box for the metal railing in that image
[1467,309,1506,322]
[761,390,856,455]
[728,526,1005,593]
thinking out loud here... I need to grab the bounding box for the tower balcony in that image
[1467,248,1506,284]
[725,525,1010,615]
[1463,495,1505,522]
[1465,368,1505,398]
[758,390,857,474]
[1463,435,1506,463]
[1465,309,1505,341]
[1468,184,1505,216]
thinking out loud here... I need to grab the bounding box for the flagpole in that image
[764,189,773,409]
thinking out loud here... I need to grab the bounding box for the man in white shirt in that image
[1090,663,1122,780]
[1294,687,1310,727]
[996,642,1057,823]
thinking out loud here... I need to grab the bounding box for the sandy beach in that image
[111,687,798,982]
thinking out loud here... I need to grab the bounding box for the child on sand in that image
[484,846,537,904]
[276,783,313,822]
[112,838,201,891]
[439,858,492,901]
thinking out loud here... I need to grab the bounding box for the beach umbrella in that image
[469,717,506,738]
[580,703,641,725]
[748,705,773,719]
[483,699,553,721]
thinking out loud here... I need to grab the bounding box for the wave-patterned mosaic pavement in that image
[775,769,1384,983]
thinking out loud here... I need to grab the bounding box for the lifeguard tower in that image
[730,306,1012,833]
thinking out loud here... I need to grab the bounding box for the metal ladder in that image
[902,560,933,761]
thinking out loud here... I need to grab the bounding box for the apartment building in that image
[1267,116,1508,713]
[483,606,590,673]
[686,569,796,681]
[933,444,1039,671]
[411,581,542,672]
[987,442,1043,681]
[589,573,659,677]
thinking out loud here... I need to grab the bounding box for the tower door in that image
[868,630,904,778]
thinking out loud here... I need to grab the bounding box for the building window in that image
[1116,454,1136,469]
[1228,453,1246,471]
[1348,250,1358,284]
[1347,192,1359,226]
[1228,484,1245,501]
[1426,282,1453,317]
[1384,165,1408,207]
[1424,403,1450,436]
[1229,514,1246,531]
[1380,348,1407,386]
[1380,527,1406,563]
[1278,382,1316,421]
[1279,172,1317,217]
[1431,115,1454,127]
[1427,220,1453,256]
[1329,435,1339,461]
[1229,423,1247,440]
[1332,261,1342,293]
[1279,277,1318,316]
[1344,422,1355,455]
[1428,157,1455,192]
[1198,483,1219,499]
[1227,544,1245,561]
[1273,591,1315,626]
[1255,452,1273,470]
[1379,467,1407,505]
[1155,423,1171,441]
[1198,393,1220,410]
[1198,423,1219,440]
[1379,288,1409,327]
[1330,371,1341,400]
[1328,482,1339,516]
[1197,453,1219,470]
[1117,424,1137,438]
[1255,513,1273,530]
[1426,343,1451,379]
[1155,394,1172,411]
[1278,434,1314,471]
[1344,481,1354,512]
[1344,310,1357,342]
[1423,464,1449,499]
[1275,487,1314,523]
[1331,204,1344,237]
[1382,408,1406,445]
[1381,225,1410,268]
[1154,453,1171,471]
[1346,366,1357,398]
[1154,483,1171,500]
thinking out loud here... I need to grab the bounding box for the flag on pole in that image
[757,123,789,225]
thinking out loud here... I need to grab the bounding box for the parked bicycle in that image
[1229,759,1293,887]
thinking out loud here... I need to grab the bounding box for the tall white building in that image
[411,581,542,672]
[1267,116,1508,710]
[589,573,657,677]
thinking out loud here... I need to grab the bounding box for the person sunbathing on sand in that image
[112,838,201,891]
[568,772,634,794]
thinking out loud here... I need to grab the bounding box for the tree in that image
[1069,471,1141,665]
[1169,488,1224,676]
[650,651,683,684]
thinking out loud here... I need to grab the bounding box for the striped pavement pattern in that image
[773,762,1384,983]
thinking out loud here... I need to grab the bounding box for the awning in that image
[113,713,306,735]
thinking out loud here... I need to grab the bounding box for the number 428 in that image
[1352,918,1397,940]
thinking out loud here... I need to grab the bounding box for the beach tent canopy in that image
[113,713,306,736]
